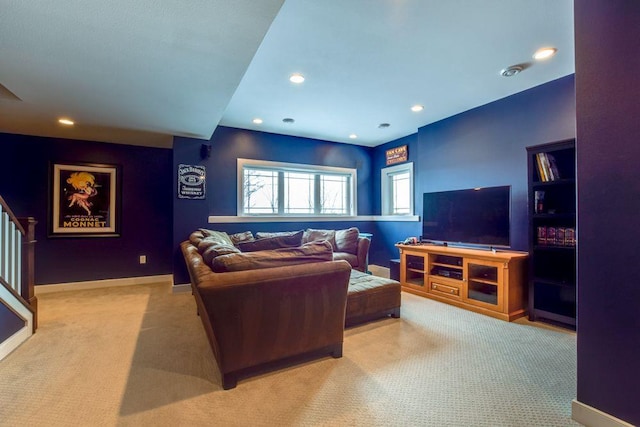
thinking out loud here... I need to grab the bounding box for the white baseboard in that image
[368,264,390,279]
[572,399,635,427]
[0,326,32,362]
[172,283,191,294]
[35,274,174,295]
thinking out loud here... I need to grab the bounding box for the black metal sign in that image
[178,164,206,199]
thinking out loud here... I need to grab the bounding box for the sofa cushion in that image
[229,231,254,246]
[255,230,303,239]
[237,230,303,252]
[335,227,360,255]
[211,241,333,272]
[303,228,337,250]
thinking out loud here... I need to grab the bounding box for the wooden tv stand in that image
[397,244,528,321]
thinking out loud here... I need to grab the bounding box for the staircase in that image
[0,195,37,362]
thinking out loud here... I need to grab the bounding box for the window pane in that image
[243,169,277,214]
[238,159,355,217]
[320,174,348,214]
[392,172,411,214]
[284,172,314,214]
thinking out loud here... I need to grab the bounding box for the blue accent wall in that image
[0,303,25,342]
[369,133,421,266]
[575,0,640,424]
[172,126,374,284]
[372,75,576,263]
[0,133,173,284]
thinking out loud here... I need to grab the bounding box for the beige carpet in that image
[0,282,578,426]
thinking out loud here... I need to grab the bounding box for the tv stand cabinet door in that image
[399,249,428,296]
[462,260,505,313]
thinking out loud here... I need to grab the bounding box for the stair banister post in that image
[18,217,37,332]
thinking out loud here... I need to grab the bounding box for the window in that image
[381,162,413,215]
[238,159,356,216]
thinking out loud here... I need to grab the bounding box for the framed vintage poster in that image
[50,162,120,237]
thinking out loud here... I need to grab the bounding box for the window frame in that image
[237,158,357,217]
[381,162,414,216]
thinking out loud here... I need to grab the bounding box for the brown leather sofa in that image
[181,239,352,389]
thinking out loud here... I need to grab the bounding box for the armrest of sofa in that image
[354,236,371,272]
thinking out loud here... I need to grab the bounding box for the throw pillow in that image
[229,231,254,246]
[201,244,240,265]
[211,240,333,272]
[303,228,337,251]
[237,230,304,252]
[335,227,360,255]
[198,229,234,247]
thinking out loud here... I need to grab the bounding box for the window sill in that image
[208,215,420,223]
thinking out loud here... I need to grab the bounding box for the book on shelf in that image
[557,227,566,245]
[546,153,561,180]
[535,152,561,182]
[546,227,556,245]
[537,226,547,245]
[565,228,576,246]
[534,190,545,213]
[535,153,548,182]
[541,153,555,180]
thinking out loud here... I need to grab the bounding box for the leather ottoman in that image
[346,269,401,327]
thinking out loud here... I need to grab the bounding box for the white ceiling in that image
[0,0,574,149]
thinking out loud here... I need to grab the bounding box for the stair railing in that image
[0,195,37,331]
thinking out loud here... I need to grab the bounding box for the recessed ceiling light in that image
[411,105,424,112]
[289,73,305,84]
[58,118,74,126]
[378,123,390,128]
[349,134,358,139]
[282,118,295,123]
[252,118,263,124]
[533,47,558,60]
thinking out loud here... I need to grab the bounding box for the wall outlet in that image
[139,255,147,264]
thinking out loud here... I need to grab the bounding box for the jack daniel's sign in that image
[177,164,206,199]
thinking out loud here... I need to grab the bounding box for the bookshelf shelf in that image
[532,276,575,288]
[532,178,575,188]
[527,139,576,328]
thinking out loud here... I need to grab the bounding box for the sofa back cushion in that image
[237,230,303,252]
[211,241,333,272]
[255,230,303,239]
[335,227,360,255]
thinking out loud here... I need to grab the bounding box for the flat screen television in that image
[422,185,511,248]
